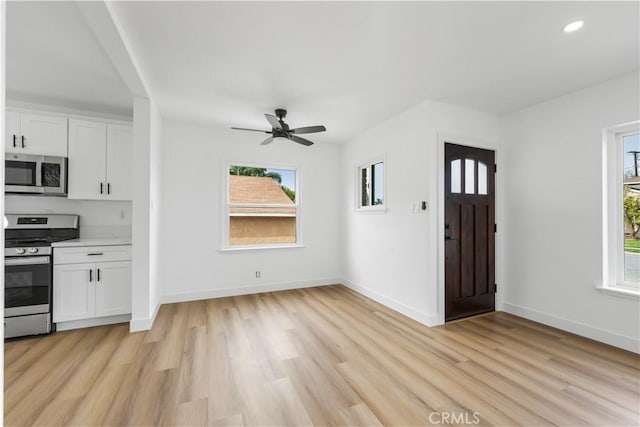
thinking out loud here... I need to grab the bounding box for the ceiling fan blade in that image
[260,137,274,145]
[265,114,283,130]
[290,125,326,135]
[289,135,314,146]
[231,127,271,133]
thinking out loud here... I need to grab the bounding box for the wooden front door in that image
[444,143,495,321]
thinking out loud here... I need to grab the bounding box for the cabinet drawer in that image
[53,245,131,265]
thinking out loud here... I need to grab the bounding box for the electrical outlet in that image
[255,271,261,279]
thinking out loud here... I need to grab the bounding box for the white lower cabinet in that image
[53,245,131,326]
[53,264,95,322]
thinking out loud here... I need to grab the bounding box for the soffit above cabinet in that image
[6,1,133,117]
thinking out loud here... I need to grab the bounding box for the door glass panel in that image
[465,159,475,194]
[451,159,461,193]
[478,162,488,195]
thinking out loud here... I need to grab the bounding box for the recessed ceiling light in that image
[563,20,584,33]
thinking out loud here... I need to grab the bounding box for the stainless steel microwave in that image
[5,153,67,196]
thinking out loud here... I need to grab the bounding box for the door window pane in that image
[623,133,640,283]
[478,162,488,195]
[451,159,461,194]
[465,159,475,194]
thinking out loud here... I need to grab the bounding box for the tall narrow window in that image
[623,133,640,283]
[357,159,385,210]
[603,122,640,293]
[226,165,298,247]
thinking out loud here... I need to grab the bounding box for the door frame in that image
[436,132,504,324]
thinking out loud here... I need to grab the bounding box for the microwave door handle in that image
[36,159,43,188]
[5,256,51,266]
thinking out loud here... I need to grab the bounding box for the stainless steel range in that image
[4,214,79,338]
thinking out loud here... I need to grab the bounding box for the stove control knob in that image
[15,248,26,254]
[28,247,39,254]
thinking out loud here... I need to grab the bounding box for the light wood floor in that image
[5,285,640,426]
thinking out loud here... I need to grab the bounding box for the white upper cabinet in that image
[106,124,133,201]
[68,119,132,201]
[5,111,21,152]
[68,119,108,199]
[5,111,68,157]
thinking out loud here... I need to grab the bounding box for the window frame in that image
[601,121,640,296]
[221,161,303,251]
[355,156,386,212]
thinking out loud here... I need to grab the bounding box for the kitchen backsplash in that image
[5,195,132,238]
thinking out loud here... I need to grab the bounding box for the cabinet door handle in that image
[12,135,16,148]
[87,253,104,256]
[107,183,111,195]
[21,136,25,148]
[97,268,101,282]
[100,182,104,194]
[89,269,93,282]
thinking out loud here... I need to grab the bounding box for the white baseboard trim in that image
[342,279,439,327]
[160,278,341,305]
[56,314,131,332]
[129,302,161,332]
[502,302,639,353]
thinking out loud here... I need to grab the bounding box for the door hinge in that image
[494,164,497,173]
[494,224,497,233]
[494,284,497,293]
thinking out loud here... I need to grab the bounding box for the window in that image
[622,132,640,284]
[449,158,488,195]
[225,164,299,248]
[603,122,640,294]
[357,159,385,210]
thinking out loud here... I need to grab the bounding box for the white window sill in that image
[355,207,387,214]
[596,285,640,299]
[219,243,305,253]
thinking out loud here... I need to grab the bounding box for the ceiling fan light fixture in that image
[563,20,584,33]
[231,109,326,146]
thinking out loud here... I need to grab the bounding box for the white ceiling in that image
[6,2,639,144]
[6,1,133,116]
[111,1,639,145]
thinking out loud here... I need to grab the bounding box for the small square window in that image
[357,159,385,211]
[226,165,298,247]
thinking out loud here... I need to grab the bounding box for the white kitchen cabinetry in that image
[5,110,68,157]
[53,245,131,327]
[68,119,132,201]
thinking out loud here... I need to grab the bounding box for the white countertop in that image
[51,237,132,248]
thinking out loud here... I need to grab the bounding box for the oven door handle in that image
[5,256,51,266]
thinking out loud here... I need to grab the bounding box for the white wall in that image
[159,120,341,302]
[502,72,640,352]
[130,96,162,331]
[148,99,162,321]
[340,100,503,326]
[5,195,131,237]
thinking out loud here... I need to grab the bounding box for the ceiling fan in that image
[231,109,326,146]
